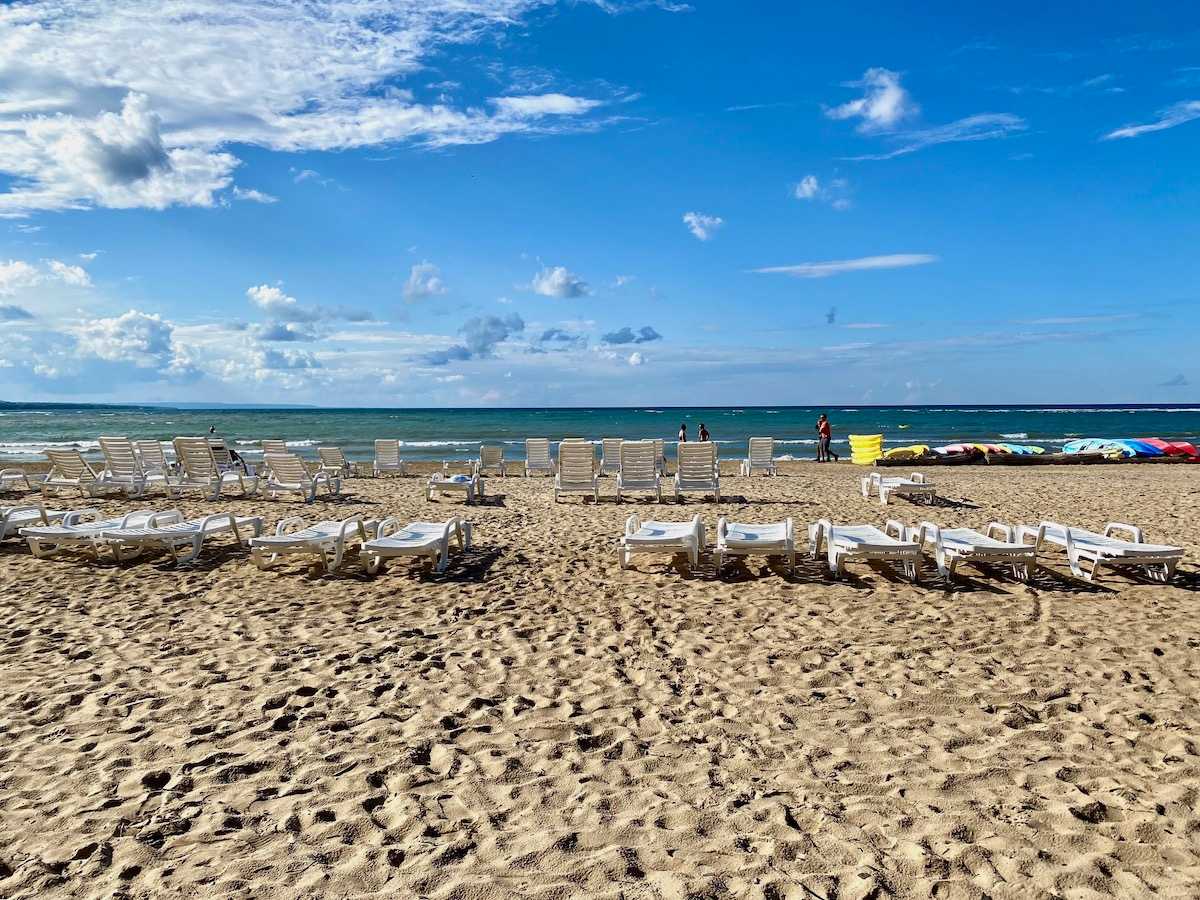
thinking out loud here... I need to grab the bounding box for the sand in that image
[1,461,1198,899]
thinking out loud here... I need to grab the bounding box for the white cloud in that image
[232,186,279,204]
[682,211,723,241]
[0,2,619,216]
[79,251,99,261]
[247,284,320,322]
[1103,100,1200,139]
[404,261,448,301]
[627,351,644,366]
[753,254,937,278]
[847,114,1027,160]
[793,175,820,199]
[47,259,91,287]
[792,175,852,210]
[74,309,175,367]
[0,260,42,295]
[531,265,589,298]
[825,68,917,132]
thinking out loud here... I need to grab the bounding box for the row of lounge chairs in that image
[620,514,1184,583]
[553,439,721,503]
[1,499,1182,583]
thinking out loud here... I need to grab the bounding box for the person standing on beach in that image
[699,423,710,442]
[678,423,687,444]
[816,413,838,462]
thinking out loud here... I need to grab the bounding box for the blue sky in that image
[1,1,1197,406]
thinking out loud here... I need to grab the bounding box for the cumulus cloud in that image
[256,347,320,370]
[47,259,91,287]
[825,68,917,132]
[404,261,448,301]
[627,351,644,366]
[531,265,589,298]
[602,325,661,344]
[0,1,619,216]
[682,211,723,241]
[1103,100,1200,140]
[257,321,319,342]
[0,260,43,295]
[793,174,852,209]
[247,284,320,322]
[74,309,176,367]
[0,303,34,320]
[424,313,524,365]
[232,186,279,204]
[753,254,937,278]
[793,175,820,199]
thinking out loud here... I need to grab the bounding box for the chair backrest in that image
[748,437,774,464]
[174,437,219,480]
[557,440,595,481]
[265,452,310,484]
[601,438,623,463]
[262,439,288,455]
[678,442,717,480]
[479,445,504,467]
[100,436,142,478]
[318,447,347,468]
[208,438,236,470]
[136,440,167,470]
[526,438,551,466]
[653,438,665,460]
[620,440,657,481]
[44,448,98,482]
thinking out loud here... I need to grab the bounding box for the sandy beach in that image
[1,461,1198,898]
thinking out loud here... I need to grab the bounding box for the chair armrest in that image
[375,516,403,539]
[885,519,908,540]
[784,517,794,545]
[198,512,236,533]
[916,521,939,547]
[716,516,728,543]
[63,508,102,526]
[624,514,642,536]
[809,518,831,556]
[911,472,926,484]
[692,515,705,551]
[274,516,308,536]
[985,522,1014,542]
[148,510,183,527]
[337,516,365,544]
[1104,522,1144,543]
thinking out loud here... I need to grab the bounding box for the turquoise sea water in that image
[2,404,1199,463]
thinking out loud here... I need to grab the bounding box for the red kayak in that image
[1141,437,1199,458]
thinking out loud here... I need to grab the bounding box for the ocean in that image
[2,404,1199,463]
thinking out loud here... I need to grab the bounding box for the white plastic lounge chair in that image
[427,473,483,504]
[40,449,106,497]
[0,468,33,493]
[99,436,170,497]
[263,452,340,502]
[906,521,1034,582]
[674,442,720,502]
[318,447,352,478]
[861,471,936,506]
[173,437,260,500]
[22,508,160,559]
[619,514,704,569]
[555,440,598,503]
[2,505,71,541]
[617,440,662,503]
[136,440,172,476]
[475,445,506,477]
[261,439,288,455]
[653,439,666,476]
[209,438,251,475]
[740,437,778,476]
[1014,521,1184,583]
[363,518,471,574]
[249,515,376,572]
[102,510,264,565]
[714,518,795,573]
[524,439,555,477]
[808,519,921,580]
[600,438,623,477]
[373,439,407,477]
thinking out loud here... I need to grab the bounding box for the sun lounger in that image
[374,439,407,477]
[739,437,778,476]
[714,517,795,573]
[0,468,34,493]
[427,473,483,504]
[861,471,936,505]
[102,510,264,565]
[318,447,352,478]
[136,440,173,476]
[249,515,376,572]
[40,449,107,497]
[525,438,555,477]
[1014,521,1184,582]
[808,519,921,580]
[263,452,340,502]
[906,521,1034,581]
[362,517,471,574]
[674,442,720,502]
[475,445,506,477]
[171,437,259,500]
[555,440,598,502]
[2,505,71,540]
[261,439,289,455]
[600,438,623,476]
[22,508,160,559]
[617,440,661,502]
[654,439,666,475]
[99,436,171,496]
[619,514,704,569]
